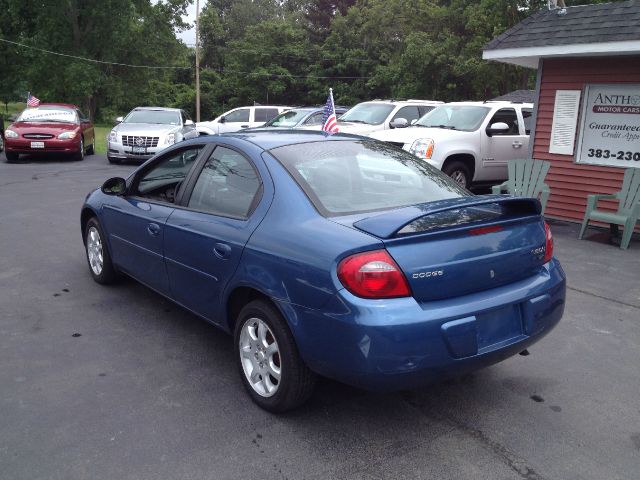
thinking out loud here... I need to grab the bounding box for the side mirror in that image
[486,122,510,137]
[218,116,226,124]
[390,118,409,129]
[101,177,127,195]
[184,119,194,126]
[115,116,124,125]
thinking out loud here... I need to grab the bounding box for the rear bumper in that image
[284,258,566,391]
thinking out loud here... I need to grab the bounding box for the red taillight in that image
[337,250,411,299]
[543,221,554,263]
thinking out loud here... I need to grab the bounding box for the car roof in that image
[29,103,78,109]
[132,106,181,112]
[202,129,363,151]
[357,100,443,105]
[444,101,534,108]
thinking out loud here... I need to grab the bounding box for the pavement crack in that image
[567,286,640,310]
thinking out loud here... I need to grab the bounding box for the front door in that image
[481,108,528,182]
[164,145,264,324]
[101,145,205,295]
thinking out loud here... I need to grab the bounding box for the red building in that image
[483,1,640,229]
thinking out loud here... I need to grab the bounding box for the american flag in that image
[27,93,40,107]
[321,89,339,134]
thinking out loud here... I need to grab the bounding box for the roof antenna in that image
[548,0,567,16]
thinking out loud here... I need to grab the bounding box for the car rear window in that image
[270,140,469,217]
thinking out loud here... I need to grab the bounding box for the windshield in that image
[270,140,468,216]
[265,110,313,127]
[17,106,77,123]
[416,105,490,131]
[124,110,181,125]
[339,103,395,125]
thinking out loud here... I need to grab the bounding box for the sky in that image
[177,2,198,46]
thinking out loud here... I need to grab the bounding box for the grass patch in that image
[94,125,111,155]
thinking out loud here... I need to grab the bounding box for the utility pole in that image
[195,0,200,122]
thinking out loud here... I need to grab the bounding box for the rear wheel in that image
[85,217,118,284]
[5,151,19,163]
[234,300,316,413]
[87,137,95,155]
[443,160,472,188]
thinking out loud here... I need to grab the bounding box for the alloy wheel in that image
[86,226,104,275]
[239,317,281,397]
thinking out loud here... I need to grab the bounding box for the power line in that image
[0,37,373,79]
[0,38,191,69]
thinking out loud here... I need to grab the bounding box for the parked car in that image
[81,130,566,412]
[337,100,443,136]
[107,107,198,164]
[261,106,350,129]
[3,104,95,163]
[0,115,5,151]
[196,105,291,135]
[369,101,534,188]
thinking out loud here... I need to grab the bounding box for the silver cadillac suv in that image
[107,107,198,164]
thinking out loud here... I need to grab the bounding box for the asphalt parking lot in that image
[1,151,639,480]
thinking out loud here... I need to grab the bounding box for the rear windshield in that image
[270,140,469,216]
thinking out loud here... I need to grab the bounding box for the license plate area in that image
[131,146,147,154]
[476,304,523,352]
[31,141,45,149]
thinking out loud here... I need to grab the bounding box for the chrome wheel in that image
[239,317,281,397]
[450,170,467,187]
[86,226,104,276]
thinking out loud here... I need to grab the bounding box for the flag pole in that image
[329,88,336,116]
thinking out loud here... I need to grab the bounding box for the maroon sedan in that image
[4,103,95,163]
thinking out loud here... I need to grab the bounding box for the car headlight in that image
[58,131,77,139]
[5,129,18,138]
[409,138,435,159]
[108,130,117,142]
[164,133,176,145]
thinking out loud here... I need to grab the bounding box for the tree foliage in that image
[0,0,613,121]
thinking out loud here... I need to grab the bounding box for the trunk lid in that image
[351,196,548,302]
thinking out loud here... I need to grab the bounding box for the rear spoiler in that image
[353,195,541,239]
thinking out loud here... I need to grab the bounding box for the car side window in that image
[392,106,420,123]
[521,108,533,135]
[187,146,261,218]
[418,105,436,117]
[489,108,519,135]
[303,112,324,126]
[134,147,203,203]
[255,108,279,122]
[224,109,250,123]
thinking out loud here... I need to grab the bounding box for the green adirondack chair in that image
[491,159,551,213]
[578,168,640,250]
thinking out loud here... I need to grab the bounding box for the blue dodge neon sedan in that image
[81,130,566,412]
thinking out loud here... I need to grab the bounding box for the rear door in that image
[164,144,268,324]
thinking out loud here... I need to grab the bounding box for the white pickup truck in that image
[369,101,533,188]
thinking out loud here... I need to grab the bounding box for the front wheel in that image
[234,300,316,413]
[443,161,472,188]
[75,137,85,161]
[85,217,118,284]
[86,137,95,155]
[5,151,19,163]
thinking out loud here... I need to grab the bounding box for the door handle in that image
[512,141,523,149]
[240,125,249,128]
[147,223,160,236]
[213,242,231,259]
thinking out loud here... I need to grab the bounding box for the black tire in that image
[443,160,472,188]
[234,300,316,413]
[75,137,85,161]
[87,137,95,155]
[84,217,118,284]
[5,151,19,163]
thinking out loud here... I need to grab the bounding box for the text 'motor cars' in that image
[81,130,566,412]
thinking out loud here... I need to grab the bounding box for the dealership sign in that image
[576,84,640,168]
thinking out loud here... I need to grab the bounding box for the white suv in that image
[369,101,533,188]
[196,105,291,135]
[337,100,443,135]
